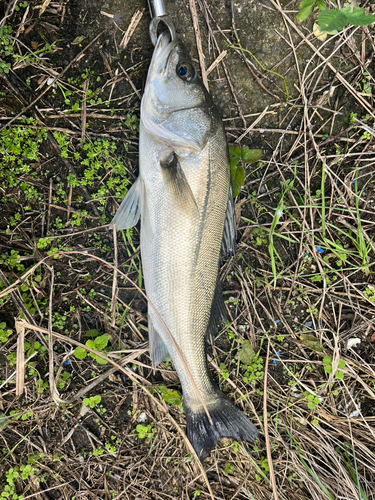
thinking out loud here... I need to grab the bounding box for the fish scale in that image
[113,30,258,460]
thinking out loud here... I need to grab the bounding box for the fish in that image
[113,31,258,460]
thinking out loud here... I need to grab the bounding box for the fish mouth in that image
[153,31,178,76]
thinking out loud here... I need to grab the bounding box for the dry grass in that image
[0,0,375,499]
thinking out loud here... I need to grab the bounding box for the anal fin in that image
[149,316,169,369]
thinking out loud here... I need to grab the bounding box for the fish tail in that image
[185,393,258,461]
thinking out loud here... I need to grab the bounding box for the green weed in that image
[229,145,262,197]
[322,356,345,381]
[136,423,156,440]
[83,395,101,408]
[297,1,375,34]
[154,385,184,413]
[73,331,110,365]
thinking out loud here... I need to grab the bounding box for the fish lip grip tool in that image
[148,0,176,45]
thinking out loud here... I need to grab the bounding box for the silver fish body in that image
[113,32,258,460]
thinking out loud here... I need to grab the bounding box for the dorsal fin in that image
[206,278,227,344]
[221,187,236,259]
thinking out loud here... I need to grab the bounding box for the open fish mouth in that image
[153,31,178,76]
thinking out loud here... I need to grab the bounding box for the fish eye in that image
[177,62,195,81]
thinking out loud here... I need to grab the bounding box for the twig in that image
[206,50,227,75]
[111,224,118,328]
[80,77,89,144]
[189,0,209,90]
[262,341,278,500]
[235,106,270,143]
[118,63,142,100]
[15,320,25,397]
[119,9,144,50]
[47,264,60,403]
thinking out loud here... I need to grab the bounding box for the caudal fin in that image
[185,394,258,461]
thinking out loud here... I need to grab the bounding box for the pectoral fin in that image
[160,153,198,215]
[112,177,143,230]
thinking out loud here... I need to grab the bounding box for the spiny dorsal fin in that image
[160,152,198,215]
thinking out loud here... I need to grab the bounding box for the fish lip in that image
[154,32,178,76]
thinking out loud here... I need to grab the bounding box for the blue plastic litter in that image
[273,351,280,365]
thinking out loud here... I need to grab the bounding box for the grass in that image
[0,0,374,499]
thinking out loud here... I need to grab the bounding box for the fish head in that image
[142,32,218,152]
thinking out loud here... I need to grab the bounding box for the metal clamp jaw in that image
[147,0,176,45]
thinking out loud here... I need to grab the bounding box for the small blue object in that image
[275,319,280,324]
[316,247,324,253]
[352,180,356,184]
[272,351,280,365]
[304,321,313,329]
[64,360,70,366]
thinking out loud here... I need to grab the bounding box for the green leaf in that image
[300,0,316,7]
[335,370,344,380]
[316,0,326,11]
[86,340,96,352]
[324,364,332,374]
[228,145,241,163]
[297,4,314,22]
[0,322,6,329]
[0,412,7,430]
[241,147,263,164]
[230,162,245,197]
[300,334,323,352]
[318,9,348,33]
[94,334,109,350]
[95,355,108,365]
[92,395,101,404]
[307,401,315,410]
[338,360,345,369]
[85,329,101,338]
[347,7,375,27]
[322,356,332,365]
[74,347,87,360]
[236,340,256,365]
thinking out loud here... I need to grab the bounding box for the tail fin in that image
[185,393,258,461]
